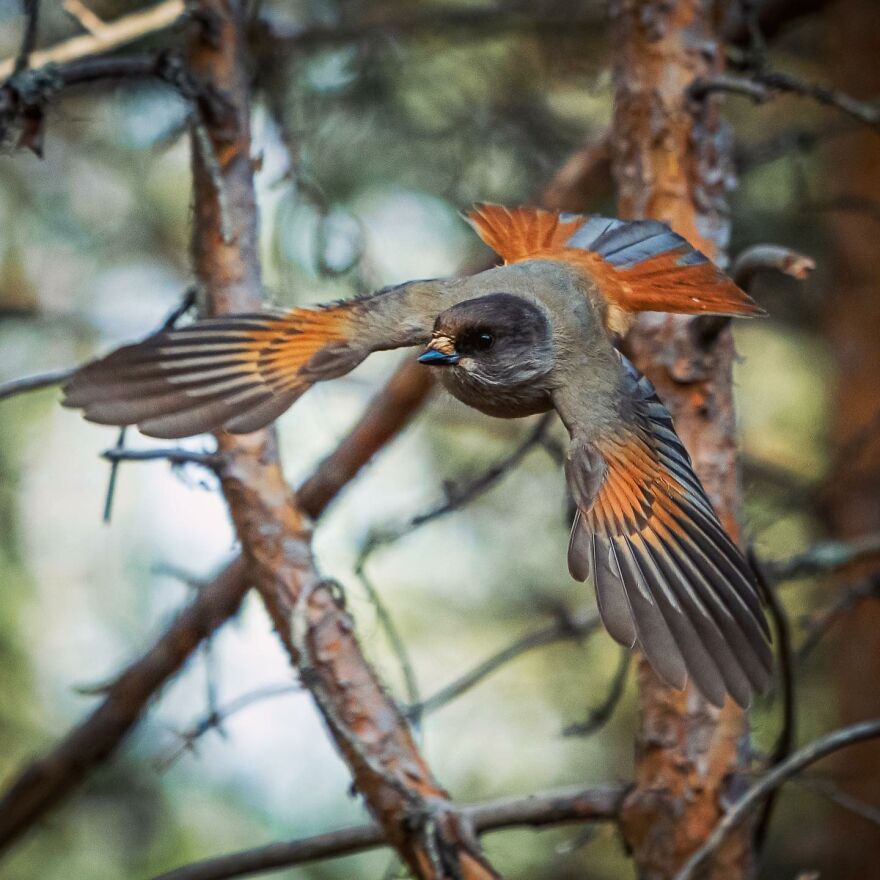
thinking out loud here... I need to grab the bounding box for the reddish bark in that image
[819,0,880,874]
[610,1,754,877]
[186,3,499,877]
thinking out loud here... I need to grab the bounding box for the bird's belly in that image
[439,372,553,419]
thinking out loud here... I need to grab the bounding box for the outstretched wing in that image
[465,204,764,332]
[559,355,772,707]
[63,279,451,439]
[63,306,363,439]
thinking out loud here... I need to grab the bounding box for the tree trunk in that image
[610,2,754,878]
[820,0,880,874]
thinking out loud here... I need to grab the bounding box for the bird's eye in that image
[474,332,494,351]
[459,330,494,353]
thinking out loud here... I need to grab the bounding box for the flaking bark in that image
[185,2,499,877]
[610,1,755,877]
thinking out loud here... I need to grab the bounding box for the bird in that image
[63,204,773,708]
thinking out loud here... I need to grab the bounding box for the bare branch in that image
[749,551,795,851]
[356,566,420,709]
[674,719,880,880]
[154,683,300,771]
[694,242,815,345]
[563,647,630,738]
[0,366,75,402]
[13,0,41,75]
[62,0,108,38]
[0,557,250,850]
[0,0,186,79]
[731,244,816,287]
[152,783,626,880]
[358,411,556,568]
[101,288,197,523]
[769,533,880,582]
[101,447,221,470]
[797,577,880,663]
[794,775,880,827]
[296,359,433,518]
[407,608,600,722]
[690,71,880,131]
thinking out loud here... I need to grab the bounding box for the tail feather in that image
[464,204,765,331]
[63,305,360,438]
[464,203,582,261]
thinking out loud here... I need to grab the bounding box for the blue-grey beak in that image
[418,349,460,366]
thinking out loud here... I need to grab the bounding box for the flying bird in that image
[63,205,772,707]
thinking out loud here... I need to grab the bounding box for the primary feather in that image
[63,307,361,438]
[564,355,772,707]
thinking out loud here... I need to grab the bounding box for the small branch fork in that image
[152,785,627,880]
[0,0,186,79]
[356,411,558,571]
[673,719,880,880]
[0,356,428,852]
[690,71,880,132]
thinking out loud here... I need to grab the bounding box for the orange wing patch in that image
[564,355,773,707]
[464,204,583,264]
[63,304,359,438]
[464,204,764,330]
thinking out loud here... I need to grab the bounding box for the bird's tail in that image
[63,305,361,439]
[465,204,764,332]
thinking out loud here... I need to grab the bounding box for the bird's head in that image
[418,292,555,390]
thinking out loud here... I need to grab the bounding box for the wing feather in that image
[464,204,764,329]
[562,355,772,707]
[63,305,361,438]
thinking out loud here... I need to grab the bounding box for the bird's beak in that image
[418,336,459,366]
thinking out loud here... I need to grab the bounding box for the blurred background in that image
[1,0,879,878]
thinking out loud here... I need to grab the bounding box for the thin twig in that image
[154,684,300,771]
[797,577,880,663]
[102,427,128,523]
[0,0,185,80]
[0,557,250,850]
[749,550,795,851]
[62,0,107,38]
[13,0,40,74]
[563,647,630,737]
[0,366,75,402]
[358,412,555,569]
[690,71,880,132]
[296,360,433,516]
[768,533,880,582]
[356,566,420,711]
[407,608,600,722]
[793,775,880,828]
[731,244,815,287]
[673,719,880,880]
[101,447,222,469]
[152,783,627,880]
[101,288,196,523]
